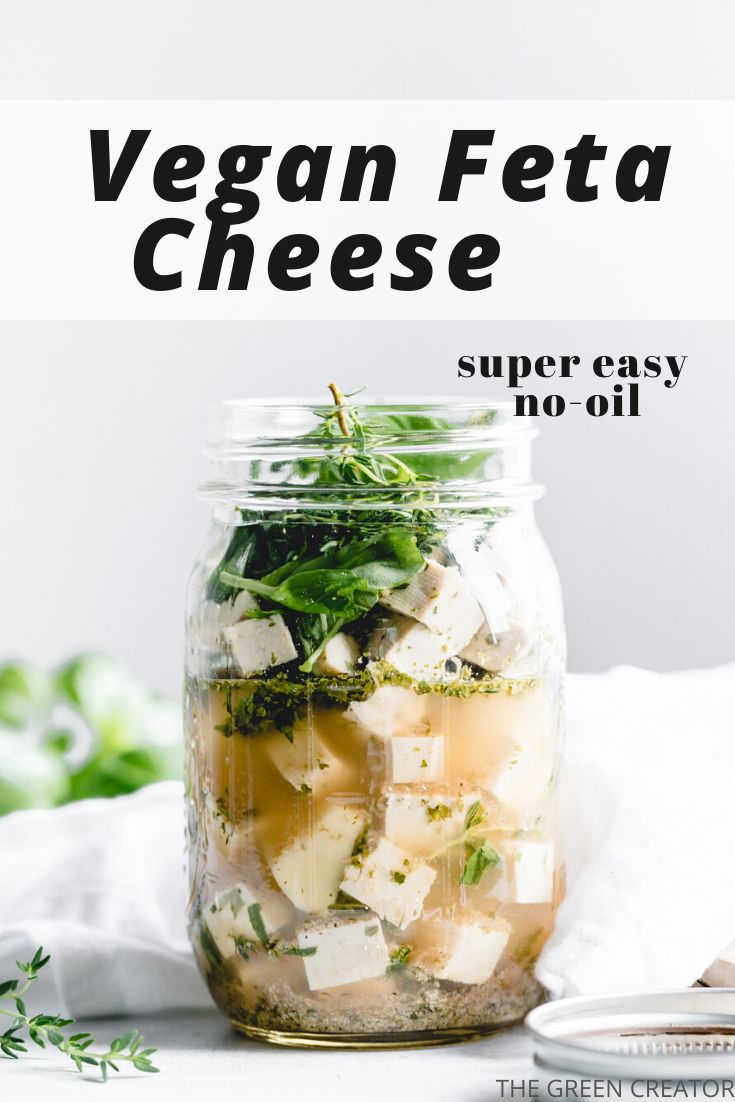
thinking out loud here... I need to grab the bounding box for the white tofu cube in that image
[428,917,510,984]
[313,633,360,676]
[371,615,453,681]
[340,838,436,930]
[391,735,445,783]
[484,743,552,829]
[223,614,298,676]
[346,684,425,741]
[265,727,352,796]
[460,620,523,673]
[196,591,260,649]
[270,804,367,914]
[222,589,261,624]
[297,915,390,990]
[204,882,290,958]
[502,840,555,904]
[380,562,484,652]
[383,788,481,858]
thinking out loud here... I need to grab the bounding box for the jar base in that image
[230,1018,519,1050]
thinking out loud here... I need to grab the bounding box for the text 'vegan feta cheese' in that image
[390,734,445,783]
[380,561,484,651]
[297,915,390,990]
[205,882,291,959]
[424,917,510,984]
[223,614,298,676]
[270,804,367,914]
[340,838,436,930]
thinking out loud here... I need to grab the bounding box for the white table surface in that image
[3,1009,536,1102]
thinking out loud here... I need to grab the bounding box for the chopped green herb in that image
[460,840,501,886]
[233,936,257,961]
[463,800,486,832]
[390,870,407,884]
[199,923,224,971]
[426,803,452,822]
[386,945,412,974]
[247,903,270,949]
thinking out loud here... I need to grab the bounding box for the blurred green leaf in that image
[0,732,70,813]
[0,654,181,816]
[0,662,54,731]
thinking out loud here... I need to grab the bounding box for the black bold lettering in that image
[133,218,193,291]
[448,234,500,291]
[91,129,150,200]
[390,234,436,290]
[439,130,495,201]
[341,146,396,201]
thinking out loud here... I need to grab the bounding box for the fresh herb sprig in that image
[0,947,158,1081]
[429,800,501,886]
[458,801,501,885]
[234,904,317,961]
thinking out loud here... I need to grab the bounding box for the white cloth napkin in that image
[1,665,734,1017]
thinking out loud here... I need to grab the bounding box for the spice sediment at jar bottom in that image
[185,392,565,1044]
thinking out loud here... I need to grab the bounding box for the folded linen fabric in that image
[537,663,735,997]
[1,664,734,1016]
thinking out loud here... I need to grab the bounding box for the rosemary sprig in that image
[0,947,158,1081]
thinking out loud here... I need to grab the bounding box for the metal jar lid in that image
[526,989,735,1079]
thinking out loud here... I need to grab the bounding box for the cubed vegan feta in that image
[205,882,290,959]
[270,804,367,914]
[223,614,298,676]
[380,562,484,651]
[370,614,453,680]
[196,591,261,649]
[339,838,436,930]
[345,684,425,740]
[390,735,445,783]
[426,917,510,984]
[501,840,555,904]
[460,621,523,673]
[383,788,480,857]
[265,727,352,796]
[312,633,360,675]
[297,915,390,990]
[485,743,552,829]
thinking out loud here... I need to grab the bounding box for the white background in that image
[0,320,731,697]
[0,100,733,320]
[2,0,734,100]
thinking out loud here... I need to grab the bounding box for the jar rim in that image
[207,396,535,454]
[202,395,542,511]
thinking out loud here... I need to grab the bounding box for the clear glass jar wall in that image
[185,396,566,1047]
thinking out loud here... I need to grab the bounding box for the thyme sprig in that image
[0,947,159,1081]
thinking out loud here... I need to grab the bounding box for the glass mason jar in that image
[185,394,565,1048]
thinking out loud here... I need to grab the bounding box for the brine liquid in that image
[185,673,563,1040]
